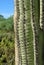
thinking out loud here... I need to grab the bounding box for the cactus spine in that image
[14,0,44,65]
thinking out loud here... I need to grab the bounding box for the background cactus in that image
[14,0,44,65]
[39,0,44,65]
[40,0,44,30]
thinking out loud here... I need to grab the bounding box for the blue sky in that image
[0,0,14,18]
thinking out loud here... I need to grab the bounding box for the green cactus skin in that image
[14,0,44,65]
[15,0,34,65]
[30,0,44,65]
[18,0,34,65]
[39,0,44,65]
[30,0,39,65]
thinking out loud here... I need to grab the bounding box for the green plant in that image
[0,15,15,65]
[14,0,44,65]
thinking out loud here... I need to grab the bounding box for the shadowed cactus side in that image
[30,0,39,65]
[14,0,44,65]
[39,0,44,65]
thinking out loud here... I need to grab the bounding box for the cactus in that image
[39,0,44,65]
[14,0,44,65]
[40,0,44,30]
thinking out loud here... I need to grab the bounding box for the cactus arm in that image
[32,0,44,65]
[39,0,44,65]
[40,0,43,29]
[40,0,44,30]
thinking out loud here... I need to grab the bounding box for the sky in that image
[0,0,14,18]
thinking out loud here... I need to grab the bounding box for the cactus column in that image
[14,0,44,65]
[14,0,34,65]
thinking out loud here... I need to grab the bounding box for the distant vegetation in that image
[0,15,14,31]
[0,15,15,65]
